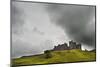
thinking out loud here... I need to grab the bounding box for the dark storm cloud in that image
[46,4,95,48]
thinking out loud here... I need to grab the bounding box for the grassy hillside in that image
[12,49,96,66]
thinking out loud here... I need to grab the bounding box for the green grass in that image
[12,49,96,66]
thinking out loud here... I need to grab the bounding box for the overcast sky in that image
[11,1,95,58]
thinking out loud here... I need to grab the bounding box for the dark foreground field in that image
[12,49,96,66]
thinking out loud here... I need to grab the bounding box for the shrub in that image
[44,50,52,59]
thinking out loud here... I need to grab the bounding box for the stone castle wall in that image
[53,40,81,51]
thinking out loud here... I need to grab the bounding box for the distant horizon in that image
[12,40,95,58]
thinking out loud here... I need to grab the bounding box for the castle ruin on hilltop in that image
[53,40,81,51]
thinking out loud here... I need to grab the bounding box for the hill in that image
[12,49,96,66]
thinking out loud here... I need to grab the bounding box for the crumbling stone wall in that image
[53,40,81,51]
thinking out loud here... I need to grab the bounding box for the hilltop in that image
[12,49,96,66]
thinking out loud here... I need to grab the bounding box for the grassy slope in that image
[12,49,96,66]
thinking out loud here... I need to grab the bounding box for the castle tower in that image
[76,43,81,49]
[69,40,77,49]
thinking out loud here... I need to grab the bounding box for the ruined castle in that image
[53,40,81,51]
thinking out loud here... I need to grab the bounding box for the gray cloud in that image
[11,1,25,35]
[12,40,39,58]
[11,1,63,58]
[11,1,96,58]
[33,27,45,35]
[46,4,96,48]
